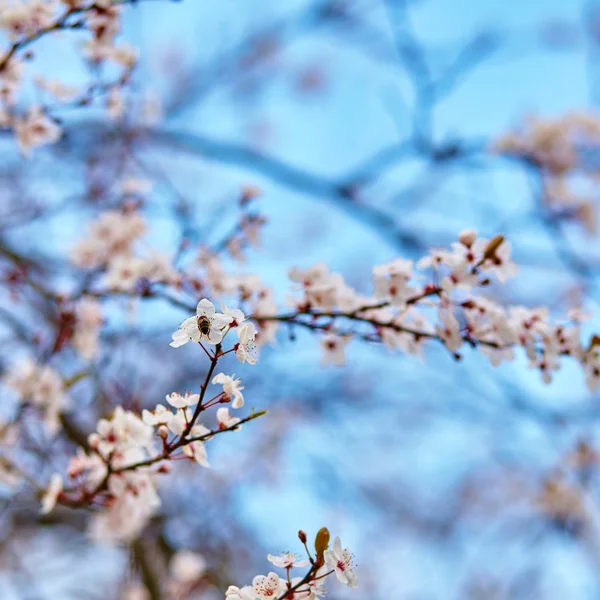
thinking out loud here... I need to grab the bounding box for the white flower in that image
[267,552,310,569]
[93,406,153,458]
[236,322,259,365]
[290,576,326,599]
[288,263,352,312]
[142,404,173,427]
[435,310,463,352]
[72,297,103,360]
[167,408,193,436]
[289,263,330,288]
[67,449,107,491]
[252,572,287,599]
[170,299,231,347]
[416,248,454,270]
[15,105,62,157]
[103,255,147,292]
[183,439,210,467]
[166,392,200,409]
[3,361,69,436]
[324,537,358,589]
[216,407,241,430]
[71,210,147,269]
[221,303,246,327]
[372,258,416,306]
[529,352,560,384]
[320,334,351,367]
[584,354,600,392]
[212,373,245,408]
[225,586,256,600]
[1,1,55,40]
[89,470,160,543]
[40,473,62,514]
[480,238,518,283]
[170,551,206,583]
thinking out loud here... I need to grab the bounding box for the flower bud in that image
[298,530,307,544]
[587,334,600,352]
[458,229,477,247]
[247,410,268,421]
[483,234,505,261]
[87,433,100,450]
[314,527,330,565]
[158,425,169,440]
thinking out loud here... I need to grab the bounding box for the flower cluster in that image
[18,217,600,591]
[170,298,259,365]
[3,359,70,434]
[70,206,179,292]
[32,298,265,542]
[63,214,600,391]
[38,406,162,543]
[256,230,600,390]
[193,251,279,345]
[72,297,103,360]
[79,406,160,542]
[494,112,600,234]
[226,531,358,600]
[0,0,140,155]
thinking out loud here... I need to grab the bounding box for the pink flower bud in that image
[458,229,477,247]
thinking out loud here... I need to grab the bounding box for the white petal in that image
[196,298,215,316]
[211,313,232,329]
[180,317,198,334]
[212,373,228,385]
[170,329,189,348]
[206,328,223,345]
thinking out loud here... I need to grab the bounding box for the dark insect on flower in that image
[197,315,211,336]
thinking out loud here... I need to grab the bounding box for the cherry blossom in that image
[14,105,61,157]
[182,438,210,468]
[216,407,241,430]
[212,373,245,408]
[141,404,174,427]
[165,391,200,409]
[267,552,310,569]
[236,321,259,365]
[320,334,351,367]
[72,297,103,360]
[252,572,287,599]
[3,360,70,435]
[289,577,326,600]
[170,298,230,347]
[324,536,358,589]
[225,586,256,600]
[227,532,357,599]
